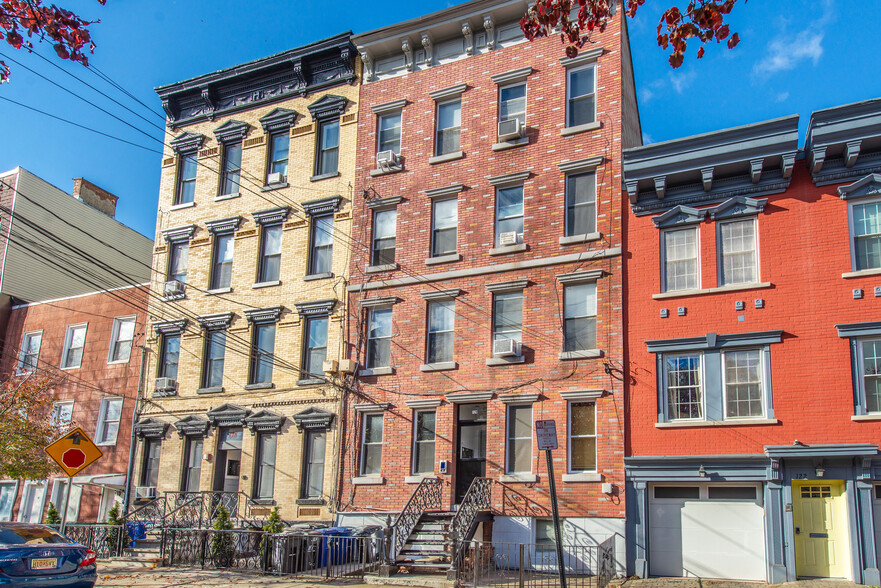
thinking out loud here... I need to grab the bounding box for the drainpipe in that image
[122,344,148,515]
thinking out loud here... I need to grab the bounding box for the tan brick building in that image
[132,33,360,525]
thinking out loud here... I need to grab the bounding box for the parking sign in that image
[535,419,558,450]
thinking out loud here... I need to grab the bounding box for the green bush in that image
[106,502,124,556]
[44,502,61,525]
[210,505,235,567]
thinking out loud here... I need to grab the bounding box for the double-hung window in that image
[95,397,123,444]
[495,185,524,246]
[202,330,226,389]
[51,400,74,429]
[426,300,455,364]
[506,404,532,474]
[493,292,523,348]
[220,142,242,196]
[316,120,340,176]
[0,482,17,521]
[367,308,392,369]
[140,438,161,488]
[723,349,763,418]
[254,432,277,500]
[568,402,596,472]
[302,430,326,498]
[159,333,180,381]
[435,99,461,156]
[258,224,282,283]
[268,132,289,180]
[371,209,397,266]
[499,83,526,125]
[719,219,757,285]
[18,331,42,373]
[663,227,699,292]
[309,215,334,275]
[61,324,87,369]
[168,241,189,285]
[566,65,596,127]
[431,198,457,257]
[360,413,383,476]
[566,172,597,237]
[211,233,234,290]
[850,200,881,271]
[175,152,197,205]
[666,354,703,420]
[378,112,402,155]
[412,411,436,475]
[108,317,136,364]
[181,436,202,492]
[563,282,597,352]
[250,323,275,385]
[303,316,328,378]
[859,339,881,414]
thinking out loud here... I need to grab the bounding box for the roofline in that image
[10,282,149,309]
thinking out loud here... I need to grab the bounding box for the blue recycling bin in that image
[312,527,355,567]
[125,522,147,547]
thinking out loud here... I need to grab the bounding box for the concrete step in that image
[407,538,449,545]
[109,556,163,568]
[364,573,454,588]
[397,559,452,570]
[414,523,449,532]
[400,547,449,556]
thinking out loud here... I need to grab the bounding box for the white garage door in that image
[649,483,766,580]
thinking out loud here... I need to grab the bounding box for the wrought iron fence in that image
[52,524,125,558]
[459,538,616,588]
[163,528,266,571]
[390,477,443,560]
[450,477,494,569]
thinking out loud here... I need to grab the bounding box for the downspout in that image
[122,344,148,515]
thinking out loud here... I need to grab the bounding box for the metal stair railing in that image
[449,477,493,576]
[126,494,167,530]
[162,494,205,528]
[389,477,443,562]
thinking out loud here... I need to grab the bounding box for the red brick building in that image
[337,0,639,566]
[623,99,881,583]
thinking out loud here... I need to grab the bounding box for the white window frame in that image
[411,410,437,476]
[366,307,393,369]
[567,401,597,473]
[108,316,137,364]
[50,478,82,522]
[718,218,759,286]
[371,208,397,266]
[848,198,881,272]
[51,400,75,429]
[663,353,705,421]
[60,323,88,369]
[495,184,524,247]
[498,82,527,125]
[661,226,700,292]
[18,330,43,373]
[426,300,455,364]
[857,338,881,415]
[95,397,124,445]
[435,98,461,157]
[360,412,384,477]
[565,171,597,238]
[0,481,19,521]
[566,64,596,128]
[17,480,47,523]
[505,404,533,474]
[377,111,403,155]
[721,348,767,420]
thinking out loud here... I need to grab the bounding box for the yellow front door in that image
[792,480,850,578]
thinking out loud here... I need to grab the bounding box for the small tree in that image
[0,373,64,480]
[210,505,235,568]
[105,502,124,556]
[259,506,284,566]
[44,501,61,525]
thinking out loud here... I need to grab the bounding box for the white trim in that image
[352,476,385,485]
[11,283,149,309]
[567,400,598,475]
[565,63,597,129]
[505,403,533,475]
[563,473,603,482]
[405,475,437,484]
[411,409,437,476]
[359,412,384,477]
[655,418,779,428]
[717,217,760,287]
[652,281,772,299]
[499,393,540,404]
[721,347,767,421]
[95,396,124,445]
[662,351,706,423]
[500,474,537,483]
[0,480,20,521]
[446,391,493,403]
[848,197,881,273]
[50,400,75,429]
[405,399,443,409]
[17,480,47,523]
[60,323,88,369]
[661,225,701,293]
[17,330,43,373]
[107,316,137,364]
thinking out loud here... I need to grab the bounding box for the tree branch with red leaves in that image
[0,0,106,83]
[0,372,65,479]
[521,0,742,68]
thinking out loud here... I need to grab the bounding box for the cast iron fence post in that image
[200,530,207,569]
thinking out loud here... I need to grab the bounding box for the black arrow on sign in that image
[66,432,82,445]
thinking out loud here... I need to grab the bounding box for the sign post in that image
[44,428,104,534]
[535,420,566,588]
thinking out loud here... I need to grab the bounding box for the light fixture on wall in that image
[815,465,825,478]
[698,465,706,478]
[203,453,212,462]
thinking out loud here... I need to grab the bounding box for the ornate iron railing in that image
[390,477,443,561]
[52,523,125,558]
[126,495,167,528]
[163,494,205,528]
[450,478,493,572]
[596,536,615,588]
[164,528,267,570]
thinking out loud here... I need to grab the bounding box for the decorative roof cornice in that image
[837,173,881,200]
[174,415,211,438]
[162,224,197,243]
[245,409,286,434]
[294,299,336,316]
[308,94,348,121]
[302,196,342,216]
[243,306,283,323]
[153,318,187,336]
[213,119,250,144]
[169,132,204,153]
[259,108,298,133]
[806,98,881,186]
[205,216,242,234]
[135,417,169,439]
[252,206,290,225]
[197,312,234,330]
[292,407,335,431]
[206,403,251,427]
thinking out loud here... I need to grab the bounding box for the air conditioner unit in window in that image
[154,377,177,394]
[267,172,286,185]
[499,231,519,246]
[323,359,339,374]
[164,280,185,298]
[498,119,524,142]
[493,338,520,357]
[135,486,156,499]
[376,150,399,170]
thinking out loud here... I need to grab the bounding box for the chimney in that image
[72,178,119,218]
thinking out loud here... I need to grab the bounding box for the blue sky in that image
[0,0,879,239]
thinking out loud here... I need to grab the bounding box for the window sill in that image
[215,192,241,202]
[426,254,461,266]
[106,359,130,366]
[842,268,881,279]
[297,378,325,386]
[559,349,603,360]
[261,182,289,192]
[652,282,773,299]
[59,365,82,371]
[244,382,274,390]
[95,440,118,447]
[170,201,196,211]
[559,232,601,246]
[358,367,394,377]
[205,287,232,295]
[303,272,333,282]
[420,361,457,372]
[655,418,779,428]
[352,476,385,486]
[489,243,527,256]
[296,498,326,505]
[196,386,224,395]
[370,165,404,177]
[310,171,341,182]
[500,474,537,483]
[428,151,464,165]
[365,263,398,273]
[405,475,438,484]
[252,280,281,289]
[852,414,881,421]
[560,121,602,137]
[562,473,603,483]
[492,137,529,152]
[486,355,525,366]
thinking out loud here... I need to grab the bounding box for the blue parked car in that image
[0,523,96,587]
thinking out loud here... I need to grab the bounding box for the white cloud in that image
[639,70,695,104]
[752,0,835,78]
[775,91,790,103]
[642,132,653,145]
[667,70,695,94]
[639,87,655,103]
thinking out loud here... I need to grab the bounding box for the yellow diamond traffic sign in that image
[45,427,104,477]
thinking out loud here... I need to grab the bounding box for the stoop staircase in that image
[395,511,455,572]
[113,528,164,568]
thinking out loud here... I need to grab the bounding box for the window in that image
[175,153,197,205]
[493,292,523,347]
[140,438,161,488]
[168,242,189,284]
[663,227,699,291]
[723,349,764,418]
[0,482,16,521]
[535,519,557,552]
[413,411,436,475]
[666,354,703,420]
[220,142,242,196]
[268,132,289,179]
[18,331,42,373]
[96,397,123,444]
[851,201,881,270]
[181,436,202,492]
[563,283,597,352]
[18,482,46,523]
[499,83,526,125]
[51,401,74,429]
[108,317,136,363]
[566,172,597,237]
[495,185,524,246]
[360,413,383,476]
[506,404,532,473]
[860,340,881,413]
[202,330,226,389]
[366,308,392,369]
[568,402,596,472]
[61,324,87,369]
[302,430,326,499]
[378,112,402,154]
[303,316,328,378]
[371,209,397,266]
[250,323,275,385]
[566,65,595,127]
[308,215,334,275]
[431,198,457,257]
[159,334,180,380]
[719,219,757,285]
[254,433,277,500]
[654,486,700,499]
[316,120,340,176]
[427,300,454,364]
[435,99,461,156]
[50,479,81,523]
[210,233,234,290]
[258,224,282,283]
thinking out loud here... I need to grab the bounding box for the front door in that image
[214,428,242,495]
[456,403,487,503]
[792,480,851,579]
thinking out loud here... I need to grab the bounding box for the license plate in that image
[30,558,57,570]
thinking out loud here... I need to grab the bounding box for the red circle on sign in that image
[62,448,86,469]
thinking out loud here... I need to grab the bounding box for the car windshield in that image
[0,527,70,545]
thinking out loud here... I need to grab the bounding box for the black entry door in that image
[456,403,487,503]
